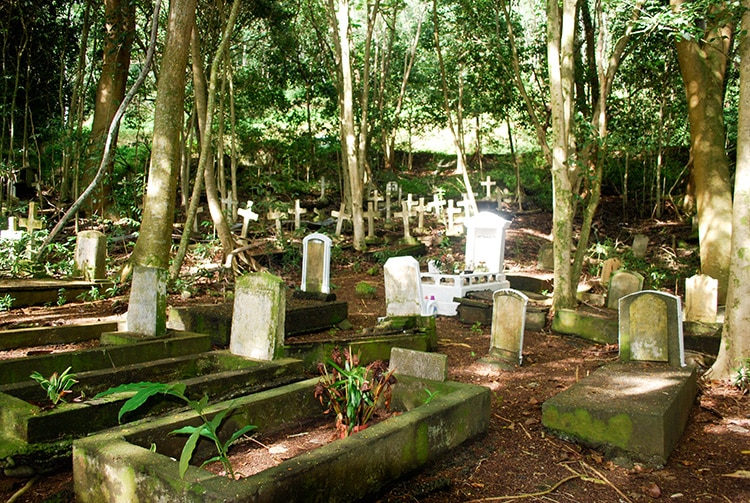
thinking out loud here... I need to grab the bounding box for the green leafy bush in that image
[733,359,750,395]
[30,366,78,406]
[314,347,396,437]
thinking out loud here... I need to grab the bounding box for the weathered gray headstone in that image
[384,256,427,317]
[490,289,528,366]
[389,347,447,381]
[74,230,107,281]
[126,266,168,337]
[684,274,718,323]
[301,232,332,294]
[607,270,644,309]
[619,290,684,367]
[230,271,286,360]
[632,234,649,258]
[537,242,554,271]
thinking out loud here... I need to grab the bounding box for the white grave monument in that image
[684,274,718,323]
[0,217,23,240]
[301,232,332,295]
[384,256,437,317]
[421,211,511,315]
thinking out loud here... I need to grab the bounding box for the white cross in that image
[480,176,496,199]
[331,203,351,236]
[393,200,412,239]
[238,201,259,238]
[266,209,285,233]
[221,191,239,222]
[428,194,446,219]
[288,199,308,230]
[363,201,378,239]
[414,197,428,229]
[445,199,462,235]
[457,193,476,219]
[369,189,384,213]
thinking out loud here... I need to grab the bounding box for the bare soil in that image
[1,202,749,502]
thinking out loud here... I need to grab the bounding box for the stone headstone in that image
[619,290,684,367]
[464,211,511,273]
[19,202,43,233]
[230,271,286,360]
[126,266,168,337]
[632,234,649,258]
[301,233,332,294]
[389,347,447,381]
[74,230,107,281]
[600,257,623,286]
[490,289,528,366]
[384,256,428,317]
[537,242,554,271]
[607,270,644,309]
[684,274,718,323]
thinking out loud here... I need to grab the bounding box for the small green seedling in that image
[471,321,482,334]
[30,366,78,406]
[95,382,255,479]
[733,359,750,395]
[355,281,377,298]
[423,388,440,405]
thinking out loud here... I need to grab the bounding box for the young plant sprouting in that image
[314,346,396,438]
[733,359,750,395]
[94,382,256,480]
[30,366,78,406]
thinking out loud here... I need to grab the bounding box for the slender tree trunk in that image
[710,0,750,379]
[130,0,197,269]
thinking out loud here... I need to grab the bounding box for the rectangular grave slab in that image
[0,321,118,351]
[0,278,114,308]
[542,362,697,466]
[73,376,490,503]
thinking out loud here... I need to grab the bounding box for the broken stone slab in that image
[389,347,447,381]
[0,321,118,351]
[542,362,697,467]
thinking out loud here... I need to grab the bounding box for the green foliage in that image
[0,230,74,279]
[314,347,396,437]
[30,366,78,406]
[0,294,13,311]
[470,321,482,334]
[77,286,105,302]
[95,382,256,480]
[355,281,377,298]
[423,388,440,405]
[733,359,750,395]
[56,288,67,306]
[372,249,398,265]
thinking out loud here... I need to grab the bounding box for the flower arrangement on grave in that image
[429,253,465,274]
[314,347,396,438]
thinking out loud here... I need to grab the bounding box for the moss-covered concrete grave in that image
[73,374,490,503]
[543,291,697,466]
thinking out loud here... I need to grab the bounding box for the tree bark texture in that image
[672,0,733,303]
[710,0,750,379]
[131,0,197,269]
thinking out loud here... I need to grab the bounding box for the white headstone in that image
[230,271,286,360]
[619,290,684,367]
[684,274,718,323]
[490,289,528,366]
[607,270,644,309]
[301,233,332,294]
[384,256,434,317]
[74,230,107,281]
[126,266,168,337]
[0,217,23,240]
[464,211,511,273]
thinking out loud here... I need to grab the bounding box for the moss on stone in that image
[543,406,633,449]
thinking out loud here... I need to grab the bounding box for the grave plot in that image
[542,291,697,466]
[73,373,490,503]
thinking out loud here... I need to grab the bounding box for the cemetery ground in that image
[0,200,749,502]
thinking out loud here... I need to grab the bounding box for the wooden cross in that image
[19,202,43,233]
[331,202,351,236]
[288,199,308,230]
[394,200,412,239]
[266,209,285,233]
[238,201,259,238]
[480,175,496,199]
[363,201,378,239]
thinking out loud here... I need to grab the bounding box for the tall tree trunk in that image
[710,0,750,379]
[130,0,197,269]
[85,0,135,217]
[672,0,734,303]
